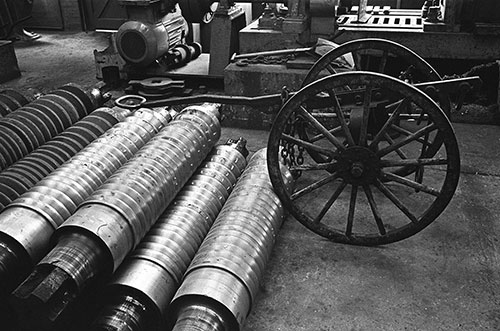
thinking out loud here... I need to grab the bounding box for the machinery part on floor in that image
[0,89,30,117]
[0,84,105,171]
[161,42,202,69]
[267,71,460,246]
[91,138,248,331]
[11,103,222,330]
[0,107,129,213]
[114,95,147,110]
[116,10,188,67]
[129,77,186,95]
[169,148,293,331]
[300,38,452,173]
[0,107,173,297]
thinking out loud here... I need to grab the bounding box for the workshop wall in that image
[27,0,82,31]
[60,0,82,30]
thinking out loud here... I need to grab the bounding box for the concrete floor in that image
[1,31,500,331]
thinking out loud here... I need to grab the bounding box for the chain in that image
[277,86,306,178]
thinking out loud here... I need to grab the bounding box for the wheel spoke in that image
[375,179,419,223]
[314,180,347,223]
[377,124,437,157]
[292,173,340,200]
[383,132,407,160]
[297,105,346,150]
[358,85,373,146]
[390,124,434,147]
[289,161,338,172]
[370,97,410,147]
[281,134,338,158]
[378,50,388,73]
[310,126,343,143]
[381,171,441,196]
[363,185,386,235]
[352,50,362,71]
[328,88,355,146]
[379,157,448,167]
[415,131,430,184]
[346,184,358,236]
[326,64,337,75]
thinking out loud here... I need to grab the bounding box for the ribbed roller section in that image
[91,138,248,331]
[0,84,104,171]
[169,148,294,331]
[0,107,173,296]
[11,103,222,330]
[0,89,30,117]
[0,107,130,212]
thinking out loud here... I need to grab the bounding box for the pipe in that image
[0,107,173,297]
[91,138,248,331]
[11,103,222,330]
[169,148,294,331]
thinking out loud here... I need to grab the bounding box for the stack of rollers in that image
[0,106,131,211]
[0,89,30,116]
[0,84,102,171]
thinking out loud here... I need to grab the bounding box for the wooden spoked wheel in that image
[267,72,460,245]
[301,38,451,177]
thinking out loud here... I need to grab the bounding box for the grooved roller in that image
[0,107,173,297]
[91,138,248,331]
[11,103,222,330]
[0,107,130,212]
[0,84,104,171]
[169,148,294,331]
[0,89,30,117]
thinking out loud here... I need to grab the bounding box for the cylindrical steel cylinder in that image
[0,89,30,117]
[169,148,293,331]
[11,103,222,330]
[0,107,129,212]
[91,138,248,331]
[0,107,172,296]
[116,10,188,67]
[0,84,104,171]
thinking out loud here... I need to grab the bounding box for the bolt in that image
[351,162,364,178]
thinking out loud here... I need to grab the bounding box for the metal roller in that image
[0,107,173,297]
[0,84,105,171]
[169,148,294,331]
[0,89,30,117]
[90,138,248,331]
[0,107,129,212]
[11,103,222,330]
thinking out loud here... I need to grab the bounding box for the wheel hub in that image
[336,146,380,185]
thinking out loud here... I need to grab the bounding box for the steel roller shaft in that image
[0,107,173,297]
[0,84,104,171]
[0,107,130,212]
[11,103,222,330]
[91,138,248,331]
[169,148,294,331]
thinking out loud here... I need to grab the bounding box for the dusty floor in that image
[1,31,500,331]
